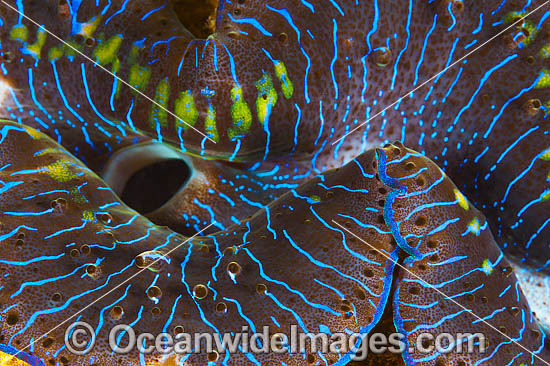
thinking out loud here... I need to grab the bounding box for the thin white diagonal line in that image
[332,1,550,145]
[331,220,550,365]
[0,0,216,144]
[9,222,214,361]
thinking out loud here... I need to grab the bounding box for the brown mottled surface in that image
[0,121,402,366]
[349,294,406,366]
[170,0,217,38]
[1,0,549,271]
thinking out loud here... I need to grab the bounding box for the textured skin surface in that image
[0,0,550,365]
[0,123,548,365]
[100,139,313,235]
[0,0,548,270]
[0,123,397,365]
[381,146,547,365]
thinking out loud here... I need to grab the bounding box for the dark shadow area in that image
[121,159,191,214]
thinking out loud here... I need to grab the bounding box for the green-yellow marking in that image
[174,90,199,129]
[82,210,95,222]
[540,147,550,160]
[150,78,170,128]
[535,68,550,89]
[468,217,481,236]
[48,45,64,61]
[228,86,252,139]
[541,189,550,202]
[503,12,539,46]
[23,28,47,61]
[44,161,77,182]
[47,16,101,62]
[204,100,219,142]
[126,41,148,98]
[34,148,65,157]
[540,44,550,58]
[128,44,141,64]
[63,40,83,57]
[10,24,29,42]
[23,125,43,140]
[274,61,294,99]
[482,259,493,275]
[92,34,123,72]
[255,73,278,125]
[128,64,151,92]
[48,40,83,61]
[454,188,469,211]
[78,16,102,38]
[70,187,87,204]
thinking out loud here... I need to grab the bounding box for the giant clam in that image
[0,0,549,365]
